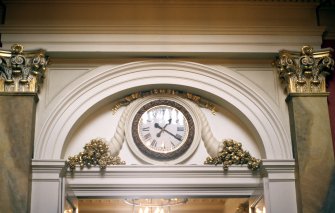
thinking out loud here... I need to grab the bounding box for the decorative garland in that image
[204,139,262,171]
[111,89,216,115]
[65,138,125,171]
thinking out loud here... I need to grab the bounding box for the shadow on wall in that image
[321,168,335,213]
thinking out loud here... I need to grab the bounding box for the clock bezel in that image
[132,99,195,161]
[125,95,201,165]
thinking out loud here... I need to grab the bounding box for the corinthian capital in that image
[274,46,334,94]
[0,44,49,93]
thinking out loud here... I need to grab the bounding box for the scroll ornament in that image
[274,46,334,93]
[0,44,48,93]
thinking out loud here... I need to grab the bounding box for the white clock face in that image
[138,105,189,153]
[131,99,195,161]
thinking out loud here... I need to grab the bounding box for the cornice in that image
[0,25,325,35]
[0,33,323,58]
[2,0,321,6]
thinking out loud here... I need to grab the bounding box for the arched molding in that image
[35,61,291,159]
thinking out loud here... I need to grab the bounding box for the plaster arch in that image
[35,61,292,160]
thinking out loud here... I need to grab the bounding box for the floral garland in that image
[204,139,262,171]
[65,138,125,171]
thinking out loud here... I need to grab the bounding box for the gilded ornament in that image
[274,45,334,93]
[204,139,262,171]
[66,138,125,171]
[112,89,216,114]
[0,44,49,93]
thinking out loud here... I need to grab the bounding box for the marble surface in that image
[287,94,335,213]
[0,93,37,212]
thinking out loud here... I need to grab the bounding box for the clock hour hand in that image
[155,119,172,137]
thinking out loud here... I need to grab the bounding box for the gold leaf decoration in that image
[274,45,334,93]
[0,43,49,93]
[66,138,125,171]
[112,89,216,115]
[204,139,261,171]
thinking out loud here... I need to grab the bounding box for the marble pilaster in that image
[0,93,38,212]
[287,93,335,213]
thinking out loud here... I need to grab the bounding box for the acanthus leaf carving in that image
[0,44,49,93]
[274,45,334,94]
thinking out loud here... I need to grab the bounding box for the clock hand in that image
[155,119,172,137]
[163,129,182,141]
[154,124,182,141]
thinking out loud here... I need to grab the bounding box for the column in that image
[0,44,48,212]
[274,46,335,213]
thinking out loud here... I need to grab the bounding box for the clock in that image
[125,96,201,164]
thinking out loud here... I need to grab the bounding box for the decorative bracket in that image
[0,44,49,93]
[274,46,334,94]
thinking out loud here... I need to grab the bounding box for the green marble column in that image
[287,94,335,213]
[274,46,335,213]
[0,93,38,212]
[0,44,48,213]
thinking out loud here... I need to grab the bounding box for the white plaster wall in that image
[231,64,290,131]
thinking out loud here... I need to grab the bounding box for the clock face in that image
[132,99,195,161]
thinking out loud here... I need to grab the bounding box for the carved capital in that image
[0,44,49,93]
[274,46,334,94]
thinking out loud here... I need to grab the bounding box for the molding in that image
[286,92,330,102]
[2,0,321,5]
[34,61,292,160]
[0,26,324,35]
[0,92,39,101]
[65,165,262,197]
[261,159,296,181]
[32,159,66,180]
[0,33,323,57]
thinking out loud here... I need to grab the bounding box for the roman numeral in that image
[144,133,151,140]
[142,127,150,131]
[150,139,157,147]
[177,127,184,131]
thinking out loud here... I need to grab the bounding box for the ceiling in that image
[76,197,249,213]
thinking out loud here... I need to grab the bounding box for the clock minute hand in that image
[163,129,182,141]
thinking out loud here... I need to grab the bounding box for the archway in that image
[35,61,291,160]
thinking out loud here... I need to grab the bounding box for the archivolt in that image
[35,61,292,159]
